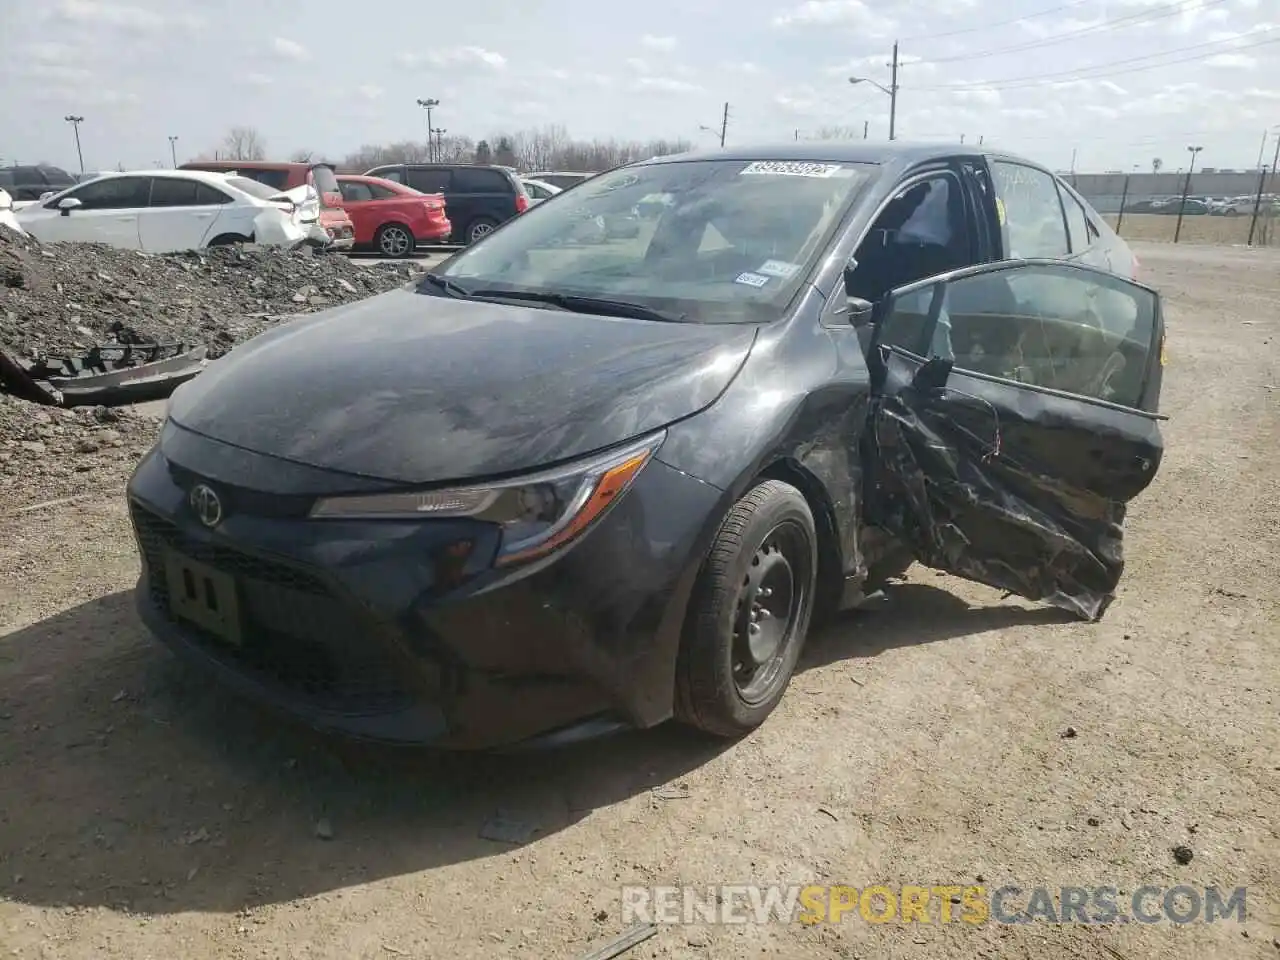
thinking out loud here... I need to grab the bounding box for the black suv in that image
[362,163,530,244]
[0,164,76,201]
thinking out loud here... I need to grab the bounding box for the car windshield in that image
[226,176,286,201]
[432,158,876,323]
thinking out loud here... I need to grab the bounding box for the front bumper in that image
[125,429,722,749]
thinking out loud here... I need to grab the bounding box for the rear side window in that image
[373,167,405,183]
[452,168,512,193]
[340,181,376,202]
[991,161,1069,259]
[149,177,201,206]
[407,168,451,193]
[368,182,401,199]
[40,166,76,187]
[197,184,232,205]
[0,171,13,189]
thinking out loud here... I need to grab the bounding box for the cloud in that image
[772,0,895,33]
[825,52,934,77]
[632,76,703,94]
[52,0,202,31]
[949,87,1001,106]
[244,72,273,87]
[272,37,309,61]
[1049,78,1129,96]
[626,57,652,72]
[640,34,677,51]
[357,84,384,100]
[1204,52,1258,68]
[724,61,762,74]
[397,46,506,69]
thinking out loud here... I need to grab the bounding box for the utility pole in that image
[1248,132,1280,247]
[719,102,729,148]
[960,134,965,144]
[168,135,178,168]
[1173,145,1202,244]
[433,128,447,160]
[888,41,899,140]
[794,129,799,141]
[1070,147,1078,186]
[416,98,439,161]
[863,120,869,139]
[978,135,984,145]
[1117,164,1139,235]
[64,115,85,173]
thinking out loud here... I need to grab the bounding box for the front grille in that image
[130,500,414,714]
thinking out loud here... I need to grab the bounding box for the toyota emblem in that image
[189,484,223,528]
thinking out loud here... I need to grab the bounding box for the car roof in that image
[67,169,264,191]
[636,140,1040,169]
[182,160,319,171]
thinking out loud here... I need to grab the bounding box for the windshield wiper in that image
[465,289,686,323]
[421,273,472,298]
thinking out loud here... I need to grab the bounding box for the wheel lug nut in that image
[760,587,772,598]
[749,622,760,635]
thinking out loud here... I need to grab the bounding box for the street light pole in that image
[848,43,900,140]
[1173,145,1202,244]
[416,98,440,161]
[168,135,179,168]
[64,115,85,173]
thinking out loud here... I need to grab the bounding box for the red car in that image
[335,174,451,256]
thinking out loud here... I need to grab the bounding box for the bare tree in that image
[290,148,315,162]
[813,125,863,140]
[222,127,267,161]
[1151,158,1163,174]
[340,127,691,175]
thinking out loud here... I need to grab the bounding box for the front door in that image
[863,259,1166,620]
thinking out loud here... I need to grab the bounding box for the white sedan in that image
[15,170,310,252]
[520,178,563,206]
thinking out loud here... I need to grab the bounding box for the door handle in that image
[193,213,214,218]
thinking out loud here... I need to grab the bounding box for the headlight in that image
[309,431,665,566]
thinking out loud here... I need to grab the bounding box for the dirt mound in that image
[0,226,429,452]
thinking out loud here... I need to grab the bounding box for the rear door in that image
[140,176,225,251]
[863,258,1165,621]
[338,179,377,241]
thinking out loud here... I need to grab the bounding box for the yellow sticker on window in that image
[1160,334,1168,366]
[995,197,1006,225]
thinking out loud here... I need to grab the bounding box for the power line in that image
[914,0,1232,66]
[900,0,1095,42]
[914,31,1279,91]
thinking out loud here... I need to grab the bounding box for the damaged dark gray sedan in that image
[126,142,1166,749]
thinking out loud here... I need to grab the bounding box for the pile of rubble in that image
[0,228,429,486]
[0,227,424,360]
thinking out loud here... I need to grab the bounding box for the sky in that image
[1,0,1277,175]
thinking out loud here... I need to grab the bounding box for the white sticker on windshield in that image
[757,259,800,279]
[739,161,849,178]
[735,271,770,288]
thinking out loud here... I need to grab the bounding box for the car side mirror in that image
[911,355,953,395]
[846,296,874,327]
[58,196,82,215]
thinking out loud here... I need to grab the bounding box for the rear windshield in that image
[226,176,286,200]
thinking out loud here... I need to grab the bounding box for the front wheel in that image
[675,480,818,737]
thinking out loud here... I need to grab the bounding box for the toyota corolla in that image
[127,142,1167,749]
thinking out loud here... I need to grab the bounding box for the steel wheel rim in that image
[380,227,410,256]
[731,519,810,704]
[470,222,493,242]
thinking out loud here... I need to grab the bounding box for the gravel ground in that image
[0,242,1277,959]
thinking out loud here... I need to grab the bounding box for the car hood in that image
[167,287,757,484]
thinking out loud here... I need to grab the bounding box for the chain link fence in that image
[1070,169,1280,246]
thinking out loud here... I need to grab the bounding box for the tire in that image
[207,233,250,247]
[374,223,415,257]
[465,217,498,244]
[675,480,818,737]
